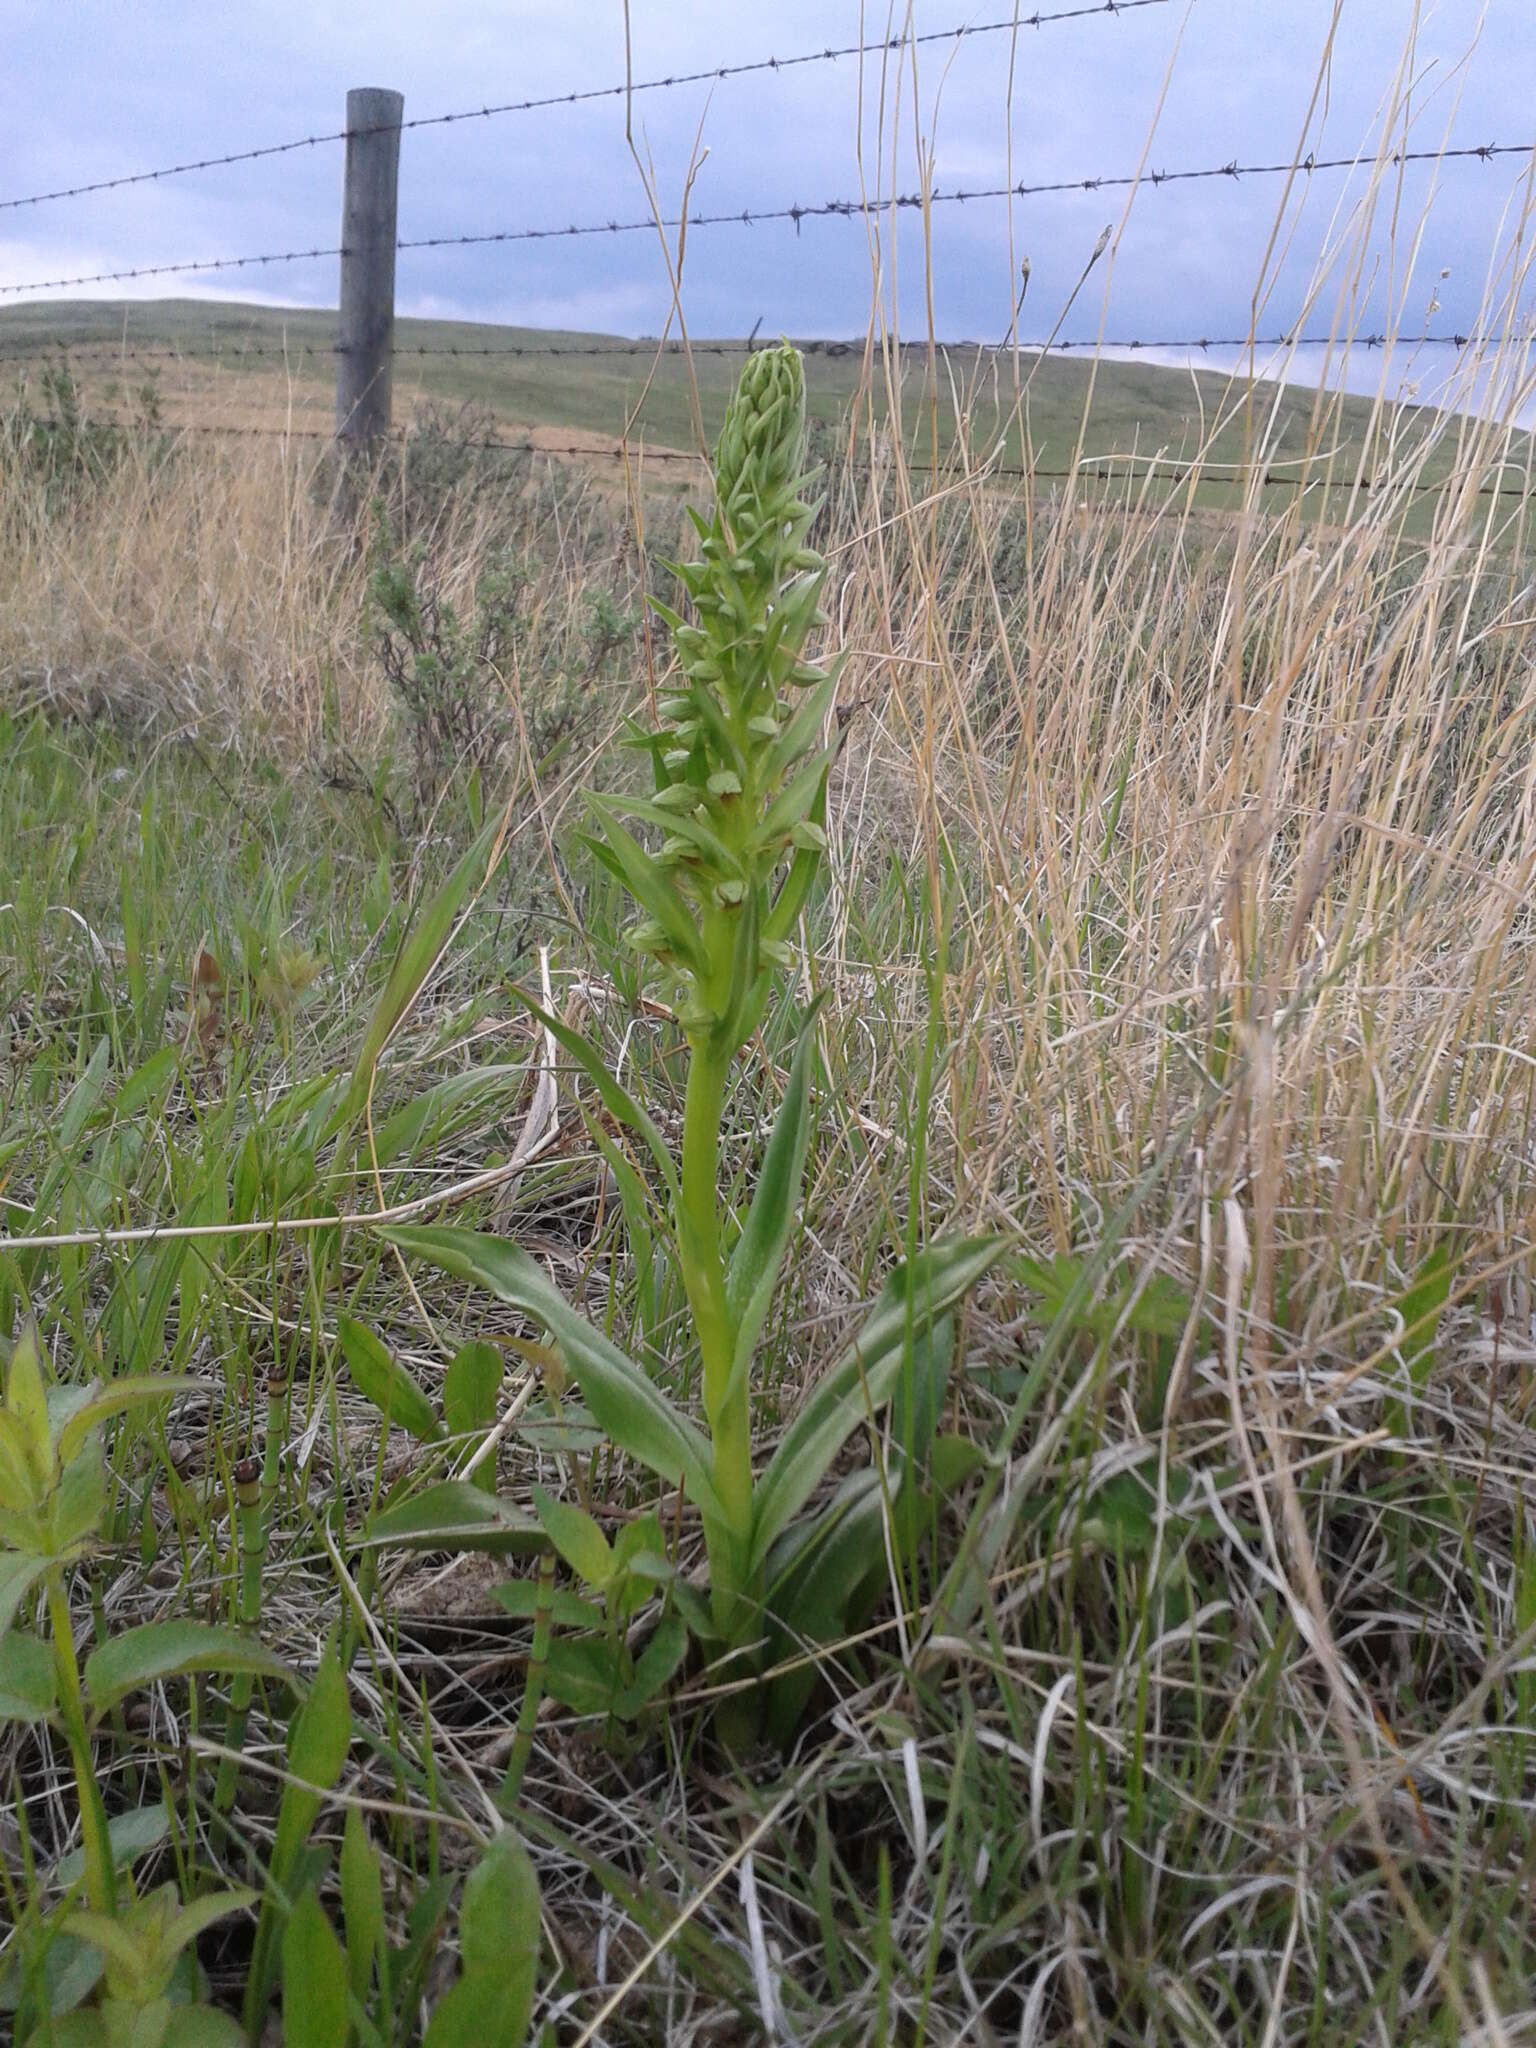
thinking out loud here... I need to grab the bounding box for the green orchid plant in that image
[383,346,1001,1739]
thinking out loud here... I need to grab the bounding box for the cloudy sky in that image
[3,3,1532,407]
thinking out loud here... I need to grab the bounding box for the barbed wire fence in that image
[12,413,1533,505]
[1,2,1532,505]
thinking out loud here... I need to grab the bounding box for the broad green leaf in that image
[21,2011,105,2047]
[339,815,503,1138]
[765,662,841,783]
[56,1375,205,1465]
[724,1007,820,1391]
[6,1321,52,1487]
[337,1316,443,1445]
[1016,1253,1204,1346]
[930,1433,987,1494]
[340,1805,384,2018]
[0,1411,37,1514]
[707,880,761,1057]
[282,1893,348,2048]
[589,1122,662,1340]
[754,749,832,849]
[245,1649,351,2042]
[85,1623,292,1714]
[762,1321,954,1648]
[618,1614,688,1718]
[1077,1471,1158,1556]
[584,805,705,970]
[891,1314,955,1472]
[112,1044,182,1122]
[54,1803,169,1887]
[161,2008,247,2047]
[612,1510,667,1575]
[1077,1459,1213,1557]
[492,1580,602,1628]
[543,1638,624,1717]
[47,1442,106,1555]
[44,1381,98,1441]
[763,771,830,944]
[287,1647,352,1795]
[444,1341,504,1495]
[51,1910,142,1983]
[748,1235,1003,1572]
[607,793,743,877]
[162,1887,257,1959]
[383,1227,725,1525]
[4,1931,103,2026]
[457,1830,541,1977]
[0,1552,49,1638]
[58,1038,114,1151]
[532,1487,613,1590]
[513,993,680,1208]
[363,1480,543,1557]
[764,1466,891,1618]
[1399,1243,1457,1389]
[0,1629,55,1722]
[422,1831,540,2048]
[513,1405,605,1457]
[763,1468,892,1745]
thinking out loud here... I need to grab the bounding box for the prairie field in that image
[4,49,1536,2048]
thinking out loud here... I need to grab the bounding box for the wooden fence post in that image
[336,87,403,447]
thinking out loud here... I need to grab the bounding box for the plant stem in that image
[678,1038,752,1634]
[213,1444,268,1815]
[45,1569,116,1915]
[500,1548,554,1811]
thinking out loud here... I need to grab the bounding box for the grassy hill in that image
[0,295,1457,509]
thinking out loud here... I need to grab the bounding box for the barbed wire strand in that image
[0,1,1172,216]
[5,135,1529,299]
[0,246,341,299]
[0,329,1502,368]
[13,410,1531,500]
[394,139,1535,252]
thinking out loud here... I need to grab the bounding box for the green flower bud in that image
[653,783,703,812]
[715,345,806,524]
[595,345,833,1030]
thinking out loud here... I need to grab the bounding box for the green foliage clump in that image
[364,510,635,830]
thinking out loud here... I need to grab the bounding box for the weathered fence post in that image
[336,87,403,447]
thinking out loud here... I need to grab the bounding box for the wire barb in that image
[0,0,1173,216]
[3,132,1529,299]
[0,247,341,299]
[0,330,1500,369]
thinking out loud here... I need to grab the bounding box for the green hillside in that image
[0,297,1499,525]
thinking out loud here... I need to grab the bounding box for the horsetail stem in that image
[213,1421,273,1814]
[500,1548,555,1812]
